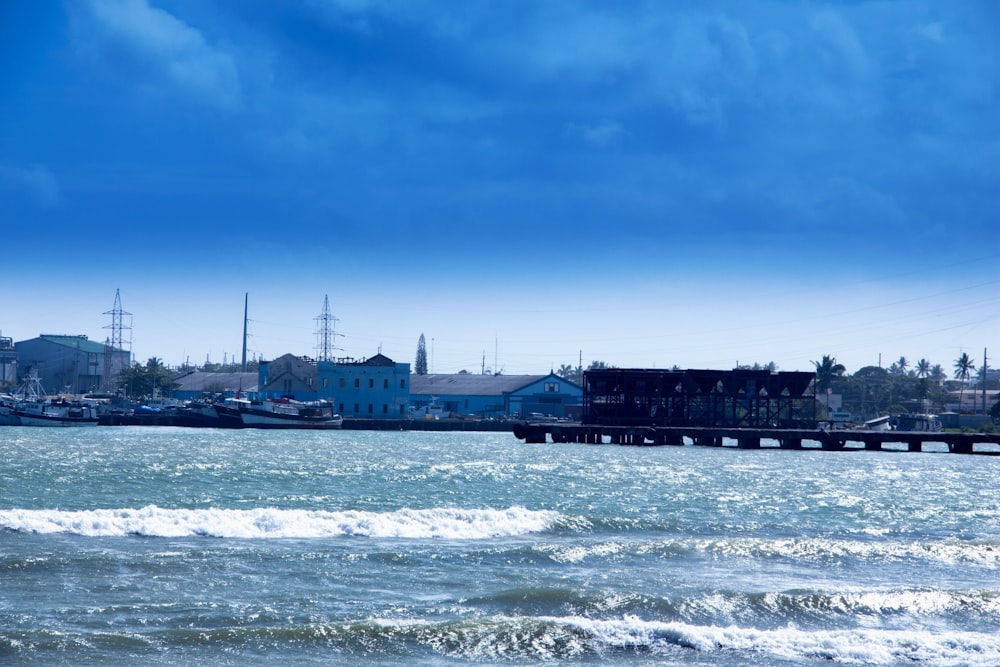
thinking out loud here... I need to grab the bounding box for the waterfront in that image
[2,427,998,665]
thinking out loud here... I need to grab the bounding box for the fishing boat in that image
[0,371,99,427]
[891,413,942,432]
[214,396,343,429]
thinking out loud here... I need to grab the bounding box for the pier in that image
[512,422,1000,455]
[512,367,1000,454]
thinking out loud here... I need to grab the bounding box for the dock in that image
[512,422,1000,455]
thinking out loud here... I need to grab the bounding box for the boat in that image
[862,415,891,431]
[214,396,343,429]
[134,387,184,414]
[174,399,223,427]
[891,413,942,432]
[0,371,99,427]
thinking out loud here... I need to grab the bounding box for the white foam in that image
[552,615,1000,665]
[700,536,1000,568]
[0,505,560,539]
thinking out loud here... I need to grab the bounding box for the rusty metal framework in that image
[582,368,816,428]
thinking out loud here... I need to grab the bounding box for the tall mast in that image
[241,292,248,373]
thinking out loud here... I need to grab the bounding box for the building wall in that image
[258,355,319,400]
[318,356,410,418]
[14,335,129,395]
[409,373,583,418]
[507,374,582,418]
[0,336,15,390]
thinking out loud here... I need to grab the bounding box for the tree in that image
[414,334,428,375]
[811,355,846,393]
[556,363,582,384]
[893,356,909,376]
[915,358,931,378]
[953,352,976,412]
[117,357,176,399]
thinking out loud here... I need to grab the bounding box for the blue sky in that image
[1,0,997,375]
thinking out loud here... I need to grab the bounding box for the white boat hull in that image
[240,412,343,429]
[215,397,343,429]
[14,412,99,427]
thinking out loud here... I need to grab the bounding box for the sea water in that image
[1,427,997,666]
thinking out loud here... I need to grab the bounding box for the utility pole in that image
[103,289,132,393]
[241,292,248,373]
[314,294,342,362]
[983,347,989,414]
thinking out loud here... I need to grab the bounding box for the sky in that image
[1,0,997,376]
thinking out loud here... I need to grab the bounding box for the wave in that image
[534,534,1000,569]
[0,505,560,539]
[694,535,1000,569]
[465,586,1000,626]
[7,615,996,665]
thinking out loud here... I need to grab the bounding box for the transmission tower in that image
[314,294,342,362]
[103,288,132,392]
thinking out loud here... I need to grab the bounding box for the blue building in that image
[409,372,582,419]
[318,353,410,419]
[258,354,319,400]
[13,334,131,394]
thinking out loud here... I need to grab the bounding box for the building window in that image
[368,403,373,414]
[369,378,374,389]
[353,403,359,413]
[322,378,328,389]
[400,405,406,415]
[544,382,559,393]
[339,403,344,413]
[339,378,345,388]
[354,379,360,388]
[383,379,389,389]
[383,404,388,414]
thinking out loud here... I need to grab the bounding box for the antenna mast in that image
[314,294,342,361]
[103,288,132,392]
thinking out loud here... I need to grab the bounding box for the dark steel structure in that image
[582,368,816,428]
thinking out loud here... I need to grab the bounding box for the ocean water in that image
[1,427,998,666]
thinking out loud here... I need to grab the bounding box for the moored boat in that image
[862,415,891,431]
[215,396,343,429]
[0,371,99,427]
[891,413,942,432]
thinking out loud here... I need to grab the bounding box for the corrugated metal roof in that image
[35,335,109,354]
[410,374,547,396]
[171,371,258,393]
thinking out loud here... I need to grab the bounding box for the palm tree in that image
[895,356,909,376]
[930,364,946,382]
[811,355,846,393]
[953,352,976,412]
[915,358,931,378]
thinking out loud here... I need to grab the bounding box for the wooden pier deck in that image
[512,422,1000,455]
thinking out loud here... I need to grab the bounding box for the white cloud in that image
[79,0,242,109]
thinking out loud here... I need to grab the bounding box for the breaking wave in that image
[0,505,560,539]
[6,614,996,665]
